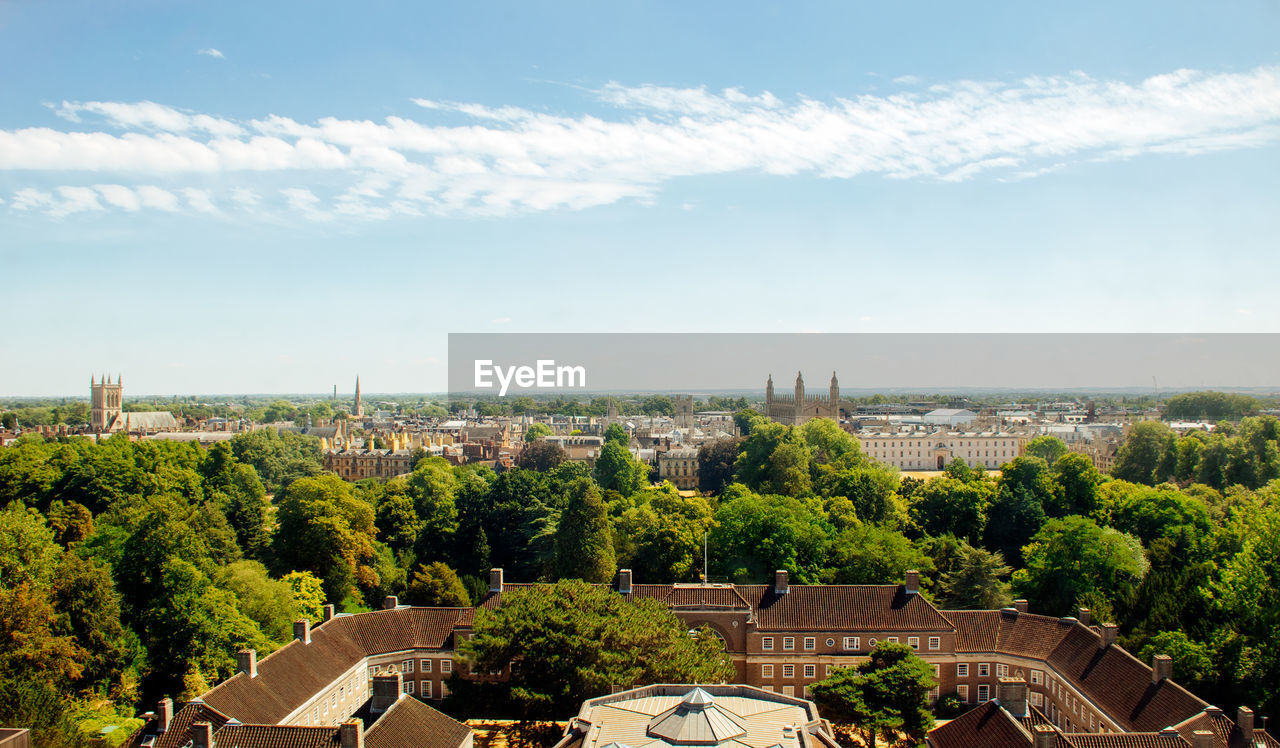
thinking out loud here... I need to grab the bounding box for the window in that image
[440,682,448,699]
[996,664,1008,678]
[958,685,969,703]
[782,665,795,678]
[313,707,319,722]
[886,636,899,644]
[421,659,432,673]
[762,664,774,678]
[803,637,816,651]
[403,659,414,674]
[978,663,990,677]
[783,637,795,651]
[932,664,941,678]
[804,664,816,678]
[868,638,877,647]
[928,637,941,651]
[977,684,990,702]
[826,638,835,647]
[405,680,414,694]
[843,637,859,650]
[762,637,774,651]
[1031,692,1043,707]
[422,680,433,699]
[1030,670,1042,685]
[908,637,920,650]
[824,665,831,676]
[782,686,794,697]
[441,659,452,674]
[957,663,969,677]
[371,665,381,676]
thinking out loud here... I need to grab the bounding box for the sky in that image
[2,1,1279,396]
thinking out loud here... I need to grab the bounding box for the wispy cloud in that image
[5,65,1280,219]
[197,48,225,59]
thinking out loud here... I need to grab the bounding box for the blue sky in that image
[2,1,1278,395]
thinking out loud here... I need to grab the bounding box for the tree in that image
[809,642,936,748]
[1024,436,1068,464]
[1111,421,1176,485]
[282,570,326,621]
[818,464,901,526]
[516,441,568,472]
[272,474,378,605]
[524,423,553,443]
[825,522,931,586]
[456,580,734,719]
[611,484,714,582]
[697,438,741,495]
[933,543,1012,610]
[555,479,617,583]
[1013,516,1149,619]
[603,423,628,446]
[593,441,649,496]
[375,482,423,555]
[733,408,766,436]
[404,562,470,607]
[908,476,991,541]
[1049,453,1102,518]
[213,560,300,642]
[709,486,832,583]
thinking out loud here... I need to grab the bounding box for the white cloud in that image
[892,75,921,85]
[197,48,225,59]
[5,65,1280,219]
[491,317,512,324]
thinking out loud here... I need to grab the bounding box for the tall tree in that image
[933,543,1012,610]
[698,438,742,495]
[1013,516,1149,620]
[404,562,471,607]
[809,642,936,748]
[554,479,617,583]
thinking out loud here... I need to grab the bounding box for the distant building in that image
[923,408,977,427]
[657,446,699,490]
[856,429,1028,470]
[89,375,180,433]
[764,372,843,426]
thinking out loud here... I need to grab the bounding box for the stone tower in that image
[829,371,839,407]
[794,371,805,406]
[91,374,122,432]
[353,376,363,417]
[766,374,774,404]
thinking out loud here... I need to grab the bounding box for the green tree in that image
[404,562,471,607]
[516,441,568,472]
[1013,516,1149,619]
[698,438,742,495]
[213,560,300,642]
[933,543,1013,610]
[1111,421,1176,485]
[818,464,901,526]
[809,642,936,748]
[709,486,832,583]
[824,522,931,586]
[456,580,734,719]
[602,423,628,445]
[1025,436,1069,463]
[593,441,649,496]
[611,484,714,582]
[524,423,553,443]
[282,570,326,621]
[272,474,378,605]
[1049,453,1103,518]
[555,479,617,583]
[907,476,991,541]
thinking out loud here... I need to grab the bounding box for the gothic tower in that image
[795,371,805,405]
[829,371,839,406]
[353,376,363,417]
[91,374,122,432]
[766,374,774,404]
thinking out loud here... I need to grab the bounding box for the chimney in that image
[340,719,365,748]
[1238,707,1254,739]
[1191,731,1214,748]
[1033,725,1055,748]
[371,671,403,713]
[383,595,398,610]
[158,698,173,732]
[1158,727,1180,739]
[192,721,213,748]
[997,677,1028,718]
[294,619,311,644]
[489,568,504,593]
[237,649,257,678]
[1078,608,1092,626]
[618,569,633,595]
[1013,599,1028,614]
[323,604,335,622]
[1099,623,1118,649]
[904,569,920,594]
[774,570,789,595]
[1152,654,1172,683]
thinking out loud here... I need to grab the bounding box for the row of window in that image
[369,658,453,677]
[760,635,941,652]
[404,679,448,699]
[762,662,943,682]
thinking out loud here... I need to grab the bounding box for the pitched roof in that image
[363,696,473,748]
[927,700,1035,748]
[742,585,954,631]
[124,700,233,748]
[206,725,341,748]
[1064,733,1189,748]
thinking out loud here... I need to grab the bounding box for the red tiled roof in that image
[1065,733,1189,748]
[927,700,1034,748]
[208,725,341,747]
[944,610,1076,657]
[124,700,233,748]
[742,585,954,631]
[364,696,473,748]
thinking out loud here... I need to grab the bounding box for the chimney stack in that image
[489,568,504,593]
[1033,725,1055,748]
[383,595,398,610]
[1191,730,1214,748]
[340,719,365,748]
[237,649,257,678]
[1099,623,1118,649]
[323,604,335,622]
[904,569,920,594]
[371,671,403,713]
[1078,608,1092,626]
[997,677,1028,718]
[1238,707,1254,739]
[1014,599,1028,614]
[158,698,173,733]
[294,619,311,644]
[774,570,789,595]
[1158,727,1180,739]
[618,569,633,595]
[1151,654,1172,683]
[192,721,213,748]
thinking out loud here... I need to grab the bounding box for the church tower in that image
[794,371,805,405]
[353,376,363,417]
[830,371,839,405]
[766,374,774,404]
[91,374,122,432]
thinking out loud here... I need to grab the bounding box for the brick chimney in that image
[371,671,403,713]
[904,569,919,594]
[1158,727,1180,739]
[158,698,173,732]
[618,569,633,594]
[489,568,504,593]
[774,570,789,595]
[192,721,213,748]
[1099,623,1118,649]
[323,604,335,622]
[1033,724,1055,748]
[340,719,365,748]
[294,619,311,644]
[383,595,398,610]
[997,677,1028,718]
[237,649,257,678]
[1078,608,1091,626]
[1191,730,1214,748]
[1238,707,1254,739]
[1151,654,1172,683]
[1013,599,1028,614]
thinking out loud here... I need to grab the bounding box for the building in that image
[764,372,842,426]
[657,446,700,490]
[856,429,1028,470]
[353,376,364,417]
[552,684,840,748]
[923,408,978,427]
[89,375,180,433]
